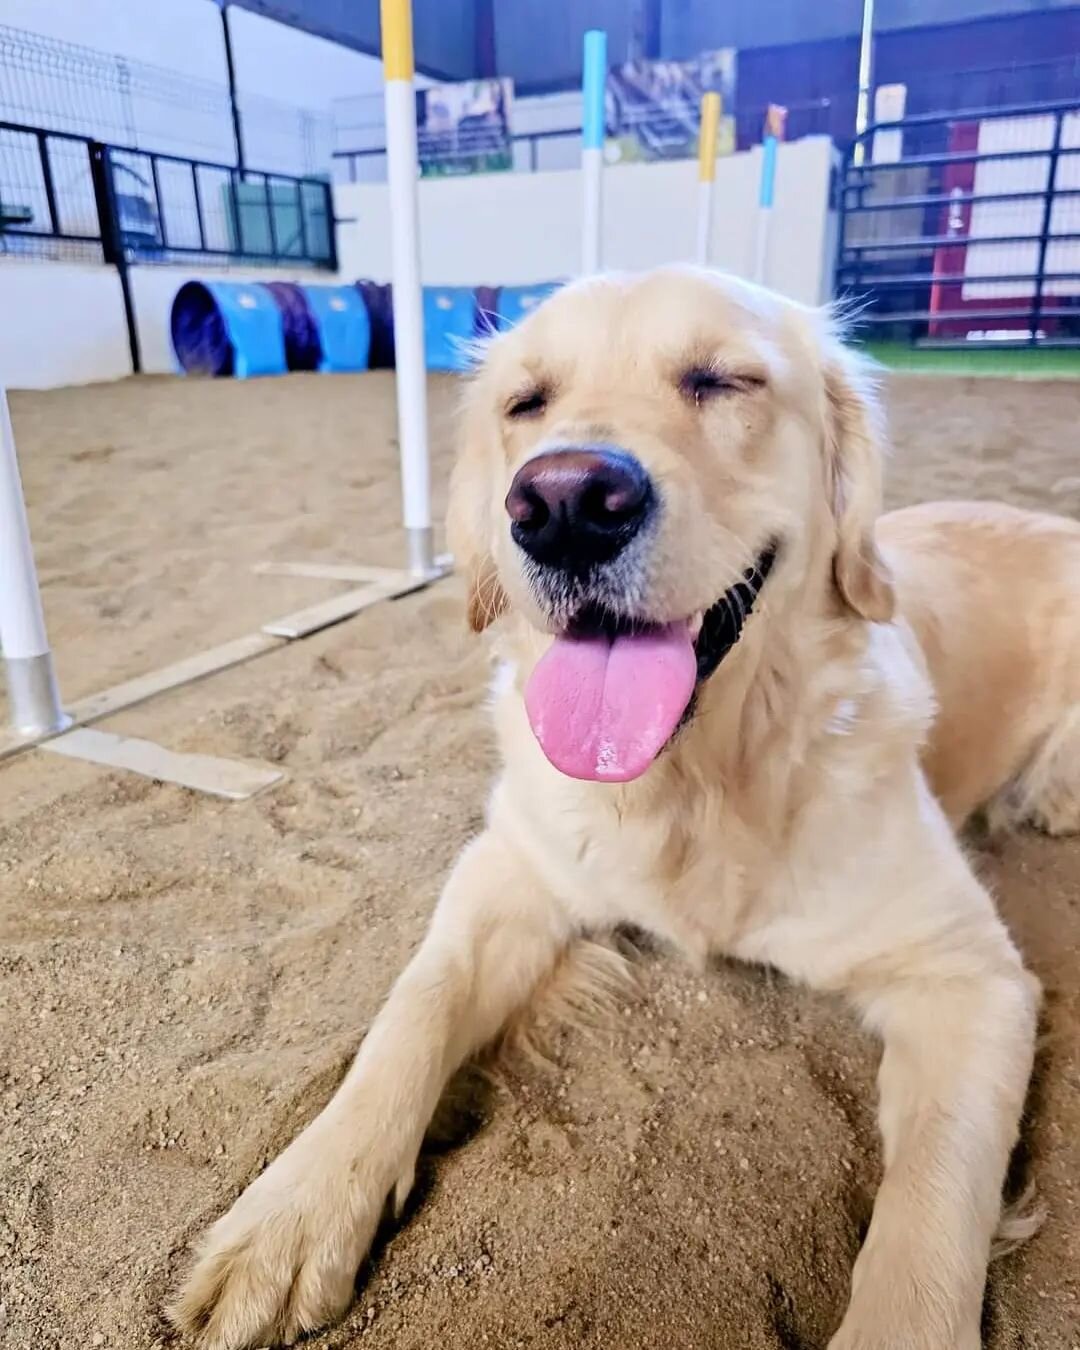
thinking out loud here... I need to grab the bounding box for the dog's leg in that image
[999,705,1080,837]
[171,830,572,1350]
[827,881,1039,1349]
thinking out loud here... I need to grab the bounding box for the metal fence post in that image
[221,1,246,173]
[324,180,339,270]
[90,141,141,374]
[36,130,59,234]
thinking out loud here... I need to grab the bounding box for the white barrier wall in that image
[0,262,133,389]
[336,136,839,307]
[0,261,336,388]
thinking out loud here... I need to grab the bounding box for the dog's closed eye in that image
[678,367,766,407]
[505,387,548,420]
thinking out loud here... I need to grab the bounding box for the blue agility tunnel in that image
[475,285,501,338]
[422,286,478,372]
[263,282,372,373]
[170,280,287,378]
[495,282,561,331]
[301,284,371,372]
[263,281,321,370]
[355,281,395,368]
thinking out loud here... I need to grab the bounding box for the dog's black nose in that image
[505,447,653,568]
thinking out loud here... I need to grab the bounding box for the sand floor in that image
[1,371,1078,1350]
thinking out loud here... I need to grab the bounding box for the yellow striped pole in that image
[380,0,433,576]
[695,91,721,265]
[381,0,414,81]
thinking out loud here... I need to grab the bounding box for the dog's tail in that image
[992,1183,1046,1260]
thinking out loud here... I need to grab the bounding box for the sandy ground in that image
[1,370,1078,1350]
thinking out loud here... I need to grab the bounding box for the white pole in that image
[695,180,714,267]
[381,0,433,578]
[695,92,721,266]
[582,148,603,275]
[581,29,606,275]
[0,387,68,736]
[854,0,876,168]
[753,202,771,285]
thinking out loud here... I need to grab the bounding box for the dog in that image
[172,267,1080,1349]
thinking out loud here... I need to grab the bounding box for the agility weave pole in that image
[381,0,436,578]
[695,91,721,266]
[581,28,606,276]
[754,104,787,286]
[0,386,69,741]
[236,3,453,632]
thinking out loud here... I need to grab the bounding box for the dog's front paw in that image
[170,1123,410,1349]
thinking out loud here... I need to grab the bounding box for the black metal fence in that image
[0,117,336,370]
[105,147,335,267]
[835,99,1080,348]
[1,121,334,264]
[0,124,103,261]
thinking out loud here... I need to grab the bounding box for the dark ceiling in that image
[225,1,1080,95]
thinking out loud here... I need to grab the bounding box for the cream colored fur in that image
[172,268,1080,1350]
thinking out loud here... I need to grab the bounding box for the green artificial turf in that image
[863,342,1080,380]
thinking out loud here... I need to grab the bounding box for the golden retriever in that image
[173,267,1080,1349]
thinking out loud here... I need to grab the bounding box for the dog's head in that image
[449,267,893,784]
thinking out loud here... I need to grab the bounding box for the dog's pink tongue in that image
[524,623,696,782]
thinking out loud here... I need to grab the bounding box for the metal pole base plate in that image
[3,653,71,738]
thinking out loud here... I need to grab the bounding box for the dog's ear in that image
[447,388,510,634]
[822,346,895,623]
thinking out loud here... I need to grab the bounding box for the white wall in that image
[335,137,839,307]
[0,262,132,388]
[0,260,337,388]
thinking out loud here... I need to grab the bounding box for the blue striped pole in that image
[581,29,606,274]
[754,105,786,284]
